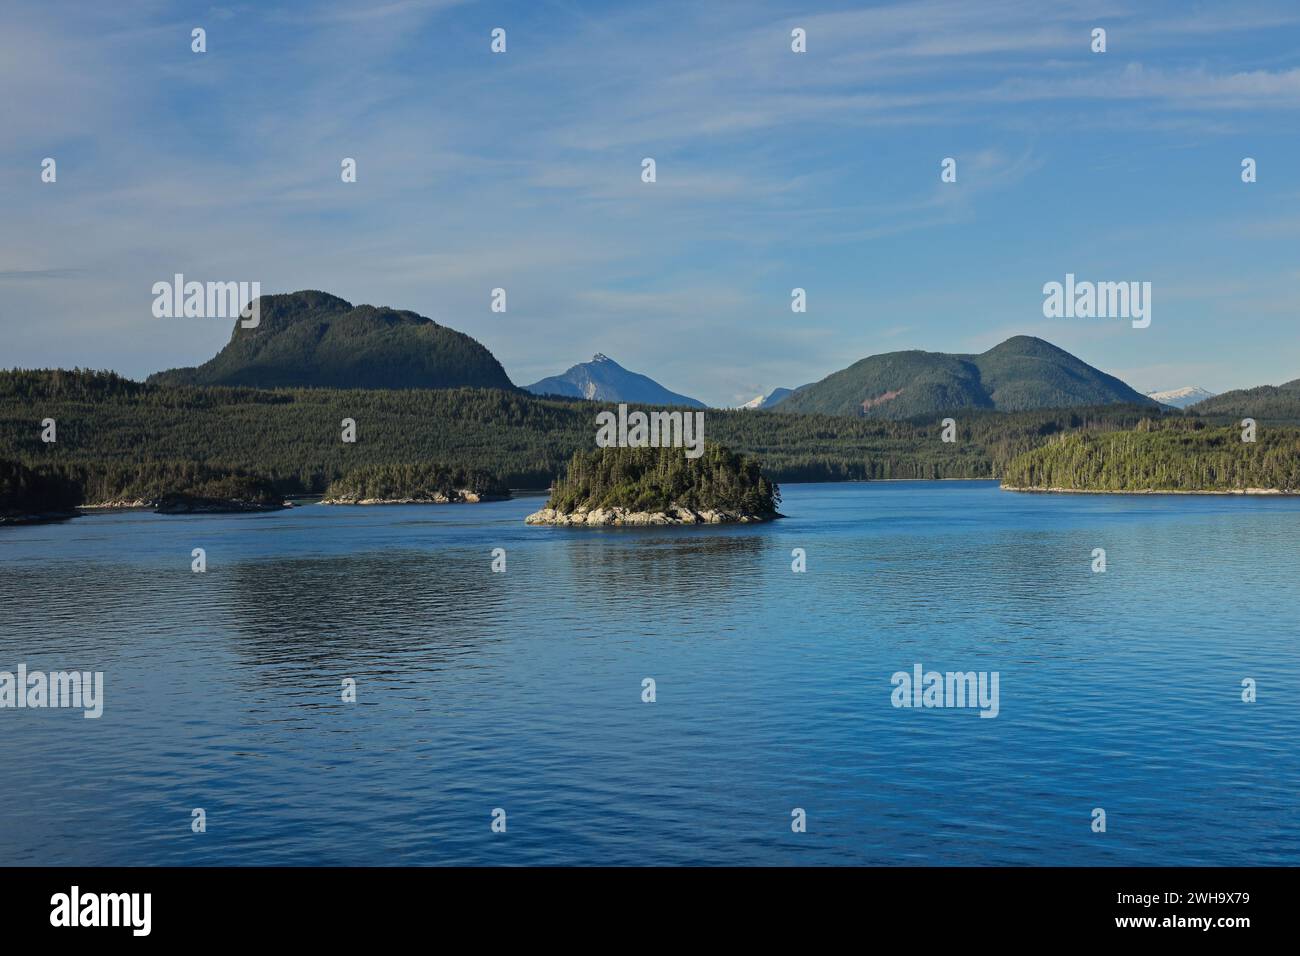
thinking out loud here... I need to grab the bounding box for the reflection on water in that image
[219,555,512,668]
[1,482,1298,865]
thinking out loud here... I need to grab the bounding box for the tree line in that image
[1002,418,1300,492]
[547,443,780,515]
[324,463,509,501]
[1,368,1199,508]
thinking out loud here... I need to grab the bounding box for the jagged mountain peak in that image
[525,355,705,408]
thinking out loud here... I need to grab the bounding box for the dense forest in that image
[22,459,282,507]
[1002,419,1300,492]
[1190,379,1300,421]
[323,463,509,502]
[0,458,81,519]
[545,443,780,516]
[0,369,1178,511]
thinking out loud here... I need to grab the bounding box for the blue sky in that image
[3,0,1300,406]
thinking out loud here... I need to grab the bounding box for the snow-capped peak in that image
[1146,385,1216,408]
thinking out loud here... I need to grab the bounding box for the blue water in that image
[1,480,1297,865]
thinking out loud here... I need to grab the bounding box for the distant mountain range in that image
[1147,385,1216,409]
[525,354,705,408]
[777,335,1156,419]
[145,292,1178,421]
[148,291,513,391]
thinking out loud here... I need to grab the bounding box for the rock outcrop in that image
[525,505,778,526]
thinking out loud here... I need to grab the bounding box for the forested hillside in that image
[779,335,1155,418]
[1189,378,1300,421]
[148,291,515,392]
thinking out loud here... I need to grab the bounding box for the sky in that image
[3,0,1300,407]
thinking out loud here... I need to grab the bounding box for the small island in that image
[321,463,509,504]
[148,472,287,513]
[1001,421,1300,494]
[154,491,287,514]
[526,443,781,526]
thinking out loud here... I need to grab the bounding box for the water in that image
[1,480,1297,866]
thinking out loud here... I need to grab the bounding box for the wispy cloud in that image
[0,269,83,281]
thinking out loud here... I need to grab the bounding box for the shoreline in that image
[1002,484,1295,496]
[320,492,508,505]
[77,498,291,513]
[0,510,81,525]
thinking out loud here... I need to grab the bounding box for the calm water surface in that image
[1,481,1297,865]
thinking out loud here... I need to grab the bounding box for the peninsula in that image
[1001,422,1300,495]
